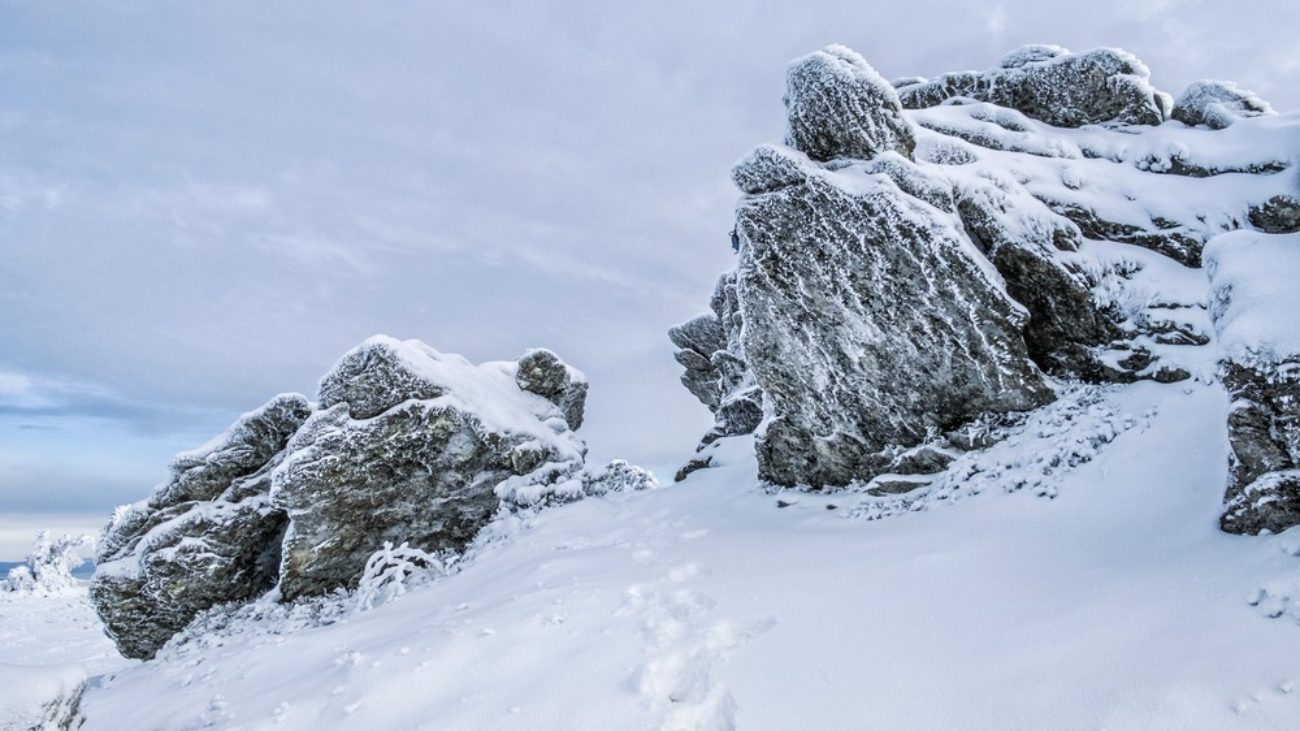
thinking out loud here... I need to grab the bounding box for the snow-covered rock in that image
[784,45,916,162]
[732,153,1054,487]
[673,43,1260,488]
[897,46,1168,128]
[274,339,586,601]
[91,393,309,660]
[1207,232,1300,534]
[1173,80,1275,130]
[91,336,600,658]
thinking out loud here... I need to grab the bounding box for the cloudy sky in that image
[1,0,1297,558]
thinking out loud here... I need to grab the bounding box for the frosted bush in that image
[2,531,95,595]
[354,542,456,612]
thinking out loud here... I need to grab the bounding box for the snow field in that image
[56,380,1300,730]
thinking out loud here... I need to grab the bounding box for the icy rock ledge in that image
[92,335,646,659]
[895,45,1169,127]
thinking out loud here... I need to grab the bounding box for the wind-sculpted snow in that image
[897,46,1169,128]
[91,335,640,658]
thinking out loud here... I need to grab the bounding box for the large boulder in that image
[732,147,1054,487]
[1207,232,1300,534]
[784,45,916,162]
[92,336,593,658]
[671,42,1229,487]
[272,338,586,601]
[897,45,1168,127]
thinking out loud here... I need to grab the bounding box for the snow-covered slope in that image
[55,380,1300,730]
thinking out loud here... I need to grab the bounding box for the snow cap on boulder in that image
[784,44,917,162]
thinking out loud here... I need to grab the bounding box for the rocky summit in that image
[91,336,654,659]
[672,40,1299,535]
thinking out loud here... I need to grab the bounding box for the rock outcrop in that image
[92,394,310,659]
[733,144,1054,487]
[674,46,1072,488]
[671,42,1256,489]
[897,45,1169,127]
[92,336,617,659]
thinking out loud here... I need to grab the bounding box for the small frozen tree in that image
[353,542,455,612]
[3,531,95,595]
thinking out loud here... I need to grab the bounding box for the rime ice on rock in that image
[784,45,916,162]
[1172,80,1275,130]
[92,394,311,660]
[733,152,1054,487]
[671,42,1275,488]
[92,336,627,658]
[897,46,1169,127]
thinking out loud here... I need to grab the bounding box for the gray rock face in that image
[954,183,1127,380]
[1249,196,1300,235]
[733,154,1054,486]
[1207,232,1300,534]
[784,45,916,162]
[897,46,1168,127]
[1172,80,1274,130]
[514,348,588,430]
[1219,361,1300,535]
[92,336,592,657]
[92,394,310,659]
[273,341,585,600]
[669,269,763,450]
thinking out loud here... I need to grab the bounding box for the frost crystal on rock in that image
[898,46,1168,127]
[671,41,1273,489]
[1208,232,1300,534]
[784,44,916,162]
[1172,80,1275,130]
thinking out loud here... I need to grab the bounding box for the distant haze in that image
[2,0,1296,558]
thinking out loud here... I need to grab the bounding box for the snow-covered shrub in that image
[353,542,456,612]
[2,531,94,596]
